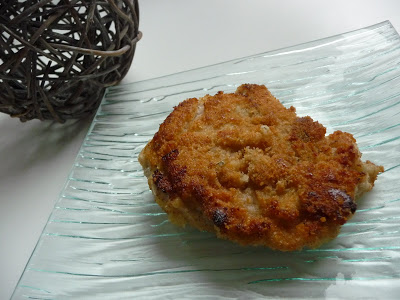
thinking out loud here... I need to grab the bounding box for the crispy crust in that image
[139,84,384,251]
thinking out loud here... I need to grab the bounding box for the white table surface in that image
[1,1,399,298]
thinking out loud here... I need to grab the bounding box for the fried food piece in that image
[139,84,383,251]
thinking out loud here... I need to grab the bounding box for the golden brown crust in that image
[139,84,384,251]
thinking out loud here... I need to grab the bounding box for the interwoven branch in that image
[0,0,141,122]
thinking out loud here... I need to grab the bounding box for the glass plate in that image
[13,21,400,299]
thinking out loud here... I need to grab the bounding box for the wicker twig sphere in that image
[0,0,141,122]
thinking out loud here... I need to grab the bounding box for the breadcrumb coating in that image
[139,84,383,251]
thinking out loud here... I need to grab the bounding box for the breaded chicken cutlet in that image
[139,84,383,251]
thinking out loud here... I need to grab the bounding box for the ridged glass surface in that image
[13,21,400,299]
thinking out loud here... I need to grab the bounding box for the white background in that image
[1,1,400,298]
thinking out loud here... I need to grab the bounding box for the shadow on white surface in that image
[0,117,90,178]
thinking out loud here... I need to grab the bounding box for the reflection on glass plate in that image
[13,21,400,299]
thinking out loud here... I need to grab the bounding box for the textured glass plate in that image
[13,21,400,299]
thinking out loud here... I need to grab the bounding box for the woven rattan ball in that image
[0,0,142,122]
